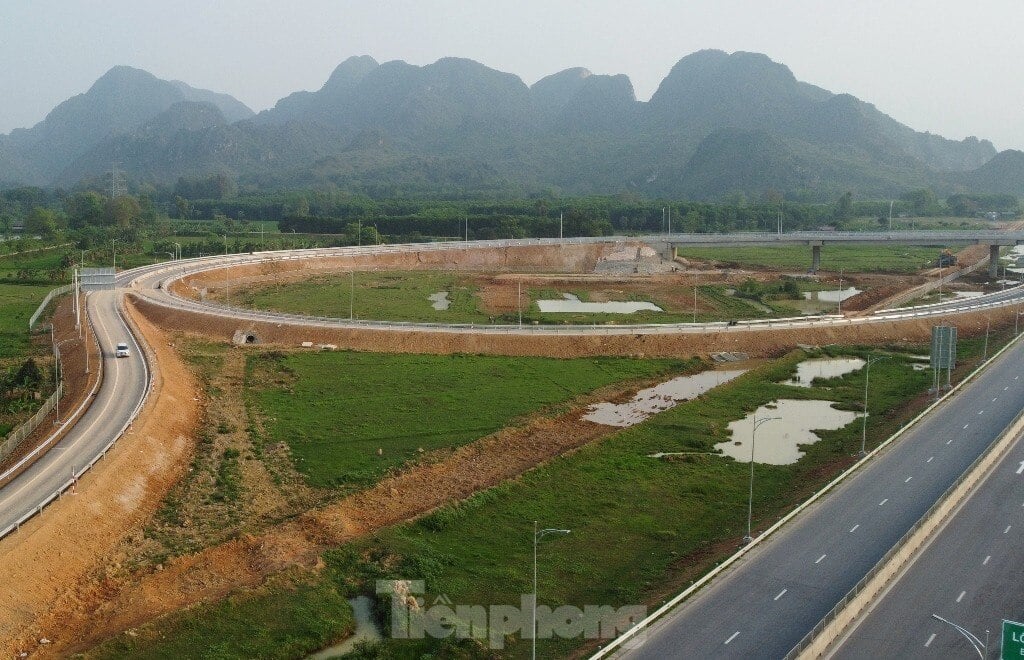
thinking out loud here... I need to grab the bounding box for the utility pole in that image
[693,275,698,323]
[518,281,523,328]
[532,522,570,660]
[224,235,230,305]
[860,355,889,455]
[559,212,563,240]
[837,269,844,314]
[744,416,781,544]
[888,200,894,231]
[349,271,355,321]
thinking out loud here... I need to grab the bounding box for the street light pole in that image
[837,270,844,314]
[860,355,890,456]
[744,416,781,544]
[533,521,570,660]
[349,271,355,321]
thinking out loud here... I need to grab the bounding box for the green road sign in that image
[1003,619,1024,659]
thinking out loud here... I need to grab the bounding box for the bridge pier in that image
[989,245,1000,278]
[810,243,821,273]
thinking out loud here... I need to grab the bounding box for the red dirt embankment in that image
[0,296,202,658]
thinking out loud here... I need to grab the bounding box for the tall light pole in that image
[533,521,570,660]
[349,271,355,321]
[888,200,894,231]
[111,238,122,271]
[518,280,523,328]
[744,416,781,544]
[693,274,698,324]
[172,241,182,260]
[223,235,230,305]
[837,269,844,314]
[983,318,991,360]
[860,355,890,456]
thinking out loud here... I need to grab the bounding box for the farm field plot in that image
[223,270,845,325]
[247,350,687,489]
[677,244,954,273]
[0,283,55,436]
[95,345,950,658]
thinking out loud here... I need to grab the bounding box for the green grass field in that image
[231,272,826,325]
[677,244,955,273]
[99,346,944,658]
[247,351,690,490]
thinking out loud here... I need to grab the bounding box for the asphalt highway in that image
[830,432,1024,659]
[0,289,147,534]
[619,337,1024,659]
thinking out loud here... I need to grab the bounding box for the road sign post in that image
[1003,619,1024,658]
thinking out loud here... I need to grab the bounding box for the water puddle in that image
[804,287,862,303]
[714,399,861,465]
[428,292,451,310]
[537,293,663,314]
[584,369,746,427]
[782,357,865,388]
[308,596,382,658]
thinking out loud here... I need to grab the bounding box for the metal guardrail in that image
[0,291,152,541]
[137,238,1024,336]
[27,283,72,330]
[783,404,1024,659]
[591,330,1024,658]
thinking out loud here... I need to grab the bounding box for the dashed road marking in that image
[725,631,740,645]
[850,524,859,533]
[957,590,966,603]
[964,423,970,429]
[905,476,913,483]
[978,410,985,415]
[879,498,888,506]
[1005,525,1012,534]
[925,633,936,647]
[927,456,934,463]
[774,589,787,601]
[984,555,991,565]
[815,554,827,564]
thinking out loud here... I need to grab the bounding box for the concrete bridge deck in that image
[664,230,1024,275]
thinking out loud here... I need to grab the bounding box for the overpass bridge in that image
[663,230,1024,275]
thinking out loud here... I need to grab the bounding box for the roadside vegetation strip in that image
[247,350,690,490]
[88,569,355,660]
[593,328,1023,658]
[90,348,938,658]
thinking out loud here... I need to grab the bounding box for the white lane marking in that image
[0,294,123,511]
[725,631,740,645]
[963,423,970,429]
[850,524,860,533]
[956,590,966,603]
[1004,386,1009,390]
[978,410,985,415]
[1005,525,1012,534]
[993,397,998,402]
[983,555,991,565]
[905,476,913,483]
[927,456,934,463]
[947,438,954,445]
[774,589,787,601]
[1017,460,1024,475]
[925,633,936,647]
[815,554,827,564]
[879,498,889,506]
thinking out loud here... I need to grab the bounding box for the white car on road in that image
[115,342,130,358]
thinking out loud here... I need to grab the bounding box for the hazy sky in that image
[2,0,1022,150]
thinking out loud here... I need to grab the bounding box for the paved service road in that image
[0,290,148,534]
[830,433,1024,659]
[619,338,1024,659]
